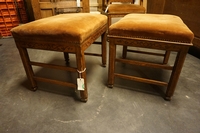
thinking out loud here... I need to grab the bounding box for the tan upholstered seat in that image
[12,13,107,44]
[11,13,107,102]
[109,14,193,43]
[108,14,194,100]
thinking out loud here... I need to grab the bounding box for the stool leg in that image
[63,52,70,64]
[108,40,116,88]
[165,47,189,100]
[163,51,171,64]
[76,48,88,102]
[101,31,107,67]
[107,16,112,36]
[122,46,128,59]
[108,16,111,30]
[18,47,37,91]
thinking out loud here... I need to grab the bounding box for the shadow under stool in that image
[107,14,194,100]
[11,13,107,102]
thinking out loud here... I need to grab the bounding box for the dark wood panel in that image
[163,0,200,58]
[147,0,166,14]
[24,0,35,21]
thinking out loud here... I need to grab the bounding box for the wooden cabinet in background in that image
[30,0,89,20]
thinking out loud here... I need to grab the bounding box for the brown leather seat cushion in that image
[109,14,194,43]
[11,13,107,44]
[108,4,145,14]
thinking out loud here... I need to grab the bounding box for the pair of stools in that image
[11,13,194,102]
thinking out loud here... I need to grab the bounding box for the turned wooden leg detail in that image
[64,52,70,64]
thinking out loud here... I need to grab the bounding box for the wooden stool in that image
[107,14,194,100]
[11,13,107,102]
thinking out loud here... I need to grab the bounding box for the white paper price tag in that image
[77,78,85,90]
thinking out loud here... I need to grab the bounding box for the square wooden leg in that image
[163,51,171,64]
[18,47,37,91]
[76,47,88,102]
[165,47,189,100]
[101,32,107,67]
[108,41,116,88]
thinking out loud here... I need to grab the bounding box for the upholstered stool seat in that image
[11,13,107,102]
[108,14,194,100]
[109,14,193,42]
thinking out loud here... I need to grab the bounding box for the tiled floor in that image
[0,37,200,133]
